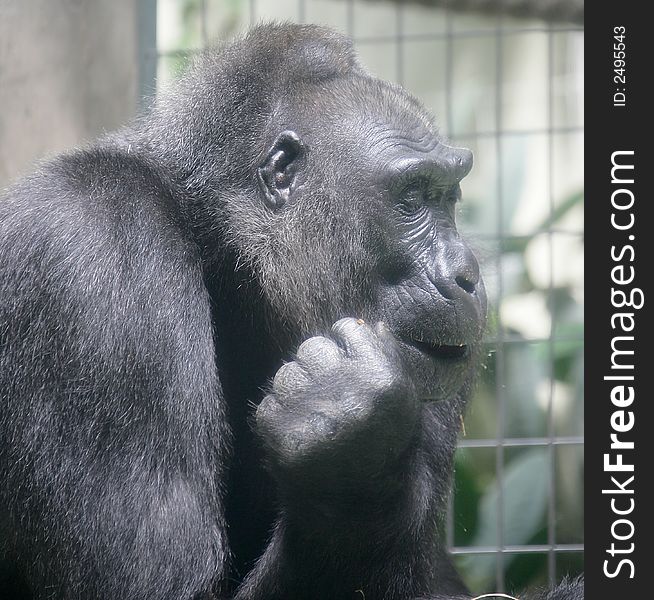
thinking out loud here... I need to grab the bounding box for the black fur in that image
[522,577,585,600]
[0,23,582,600]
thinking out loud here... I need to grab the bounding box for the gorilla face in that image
[378,153,487,401]
[372,118,486,401]
[257,76,487,401]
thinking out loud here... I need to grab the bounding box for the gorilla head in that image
[0,22,581,600]
[142,24,486,400]
[257,75,487,401]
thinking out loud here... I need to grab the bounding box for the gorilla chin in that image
[397,336,483,401]
[0,22,581,600]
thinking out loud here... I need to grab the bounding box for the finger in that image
[296,335,342,368]
[272,361,309,395]
[330,317,380,359]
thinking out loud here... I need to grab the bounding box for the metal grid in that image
[141,0,584,593]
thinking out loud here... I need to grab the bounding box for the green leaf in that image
[460,449,549,588]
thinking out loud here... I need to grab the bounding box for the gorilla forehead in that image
[276,75,439,154]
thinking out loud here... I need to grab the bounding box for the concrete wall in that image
[0,0,142,188]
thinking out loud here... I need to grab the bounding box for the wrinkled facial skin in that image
[372,130,488,400]
[332,90,485,400]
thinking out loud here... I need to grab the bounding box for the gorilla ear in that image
[257,131,306,210]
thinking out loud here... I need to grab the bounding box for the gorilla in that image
[0,23,582,600]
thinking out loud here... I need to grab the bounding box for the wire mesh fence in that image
[141,0,584,593]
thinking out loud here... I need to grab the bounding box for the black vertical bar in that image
[586,4,649,598]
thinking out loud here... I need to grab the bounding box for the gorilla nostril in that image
[455,276,476,295]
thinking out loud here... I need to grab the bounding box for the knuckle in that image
[272,361,307,394]
[255,394,280,429]
[331,317,360,337]
[296,336,337,362]
[331,317,376,356]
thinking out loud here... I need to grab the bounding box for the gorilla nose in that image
[430,235,481,305]
[455,274,477,295]
[446,256,479,299]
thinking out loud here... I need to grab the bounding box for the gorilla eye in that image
[396,180,431,215]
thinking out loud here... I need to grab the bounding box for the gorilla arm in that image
[0,150,228,599]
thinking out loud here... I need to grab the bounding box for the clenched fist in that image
[256,318,420,512]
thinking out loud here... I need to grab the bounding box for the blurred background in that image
[0,0,584,595]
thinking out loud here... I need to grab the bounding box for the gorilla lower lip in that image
[409,339,468,360]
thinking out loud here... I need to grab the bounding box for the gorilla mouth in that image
[405,338,469,361]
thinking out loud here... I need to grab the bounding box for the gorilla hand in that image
[243,315,463,598]
[256,317,420,511]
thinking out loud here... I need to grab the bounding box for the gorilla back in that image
[0,24,581,600]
